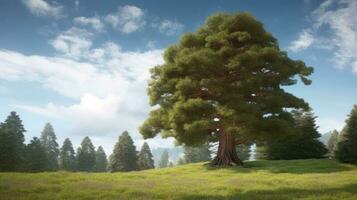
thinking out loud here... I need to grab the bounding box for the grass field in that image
[0,159,357,200]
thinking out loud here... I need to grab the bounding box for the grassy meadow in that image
[0,159,357,200]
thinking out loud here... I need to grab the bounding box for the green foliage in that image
[236,143,252,161]
[24,137,47,172]
[137,142,155,170]
[336,105,357,164]
[0,159,356,200]
[327,130,339,157]
[158,149,169,168]
[0,111,26,171]
[94,146,107,172]
[184,143,211,163]
[59,138,76,171]
[40,123,59,171]
[77,137,96,172]
[108,131,138,172]
[266,110,328,160]
[177,157,186,165]
[139,12,313,163]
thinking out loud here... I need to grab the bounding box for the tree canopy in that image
[77,136,96,172]
[139,12,313,166]
[94,146,108,172]
[59,138,77,171]
[40,123,59,171]
[137,142,155,170]
[24,137,47,172]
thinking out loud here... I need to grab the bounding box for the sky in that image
[1,0,357,154]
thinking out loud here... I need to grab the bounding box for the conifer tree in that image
[108,131,138,172]
[336,105,357,164]
[77,136,96,172]
[140,12,313,166]
[184,143,211,163]
[24,137,47,172]
[40,123,59,171]
[266,110,328,160]
[59,138,76,171]
[168,161,174,167]
[236,143,252,161]
[327,130,339,157]
[0,111,26,171]
[94,146,107,172]
[177,157,185,165]
[137,142,155,170]
[158,149,169,168]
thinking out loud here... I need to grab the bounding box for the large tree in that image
[184,143,211,163]
[139,13,312,166]
[0,111,26,171]
[59,138,76,171]
[94,146,108,172]
[327,130,339,157]
[336,105,357,164]
[158,149,169,168]
[24,137,47,172]
[108,131,138,172]
[265,110,327,160]
[137,142,155,170]
[77,137,96,172]
[40,123,59,171]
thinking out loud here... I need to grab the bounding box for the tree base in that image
[210,132,243,166]
[210,155,243,166]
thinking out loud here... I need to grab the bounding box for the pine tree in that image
[158,149,169,168]
[40,123,59,171]
[336,105,357,164]
[59,138,76,171]
[24,137,47,172]
[184,144,211,163]
[137,142,155,170]
[94,146,107,172]
[236,143,252,161]
[327,130,339,157]
[266,110,328,160]
[0,111,26,171]
[177,157,186,165]
[108,131,138,172]
[140,12,313,166]
[77,136,96,172]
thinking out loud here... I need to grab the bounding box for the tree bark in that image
[211,132,243,166]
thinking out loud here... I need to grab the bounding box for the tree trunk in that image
[211,132,243,166]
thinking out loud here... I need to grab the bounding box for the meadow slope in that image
[0,159,357,200]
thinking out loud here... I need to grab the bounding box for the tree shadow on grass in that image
[204,159,356,174]
[180,183,357,200]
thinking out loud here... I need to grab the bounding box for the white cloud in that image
[73,16,104,31]
[316,117,344,133]
[289,30,314,52]
[156,20,184,36]
[50,27,93,59]
[290,0,357,74]
[22,0,63,19]
[0,42,164,147]
[105,5,145,33]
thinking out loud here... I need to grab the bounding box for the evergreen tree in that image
[158,149,169,168]
[40,123,59,171]
[59,138,76,171]
[140,12,313,166]
[184,143,211,163]
[137,142,155,170]
[236,143,252,161]
[177,157,186,165]
[24,137,47,172]
[0,111,26,171]
[254,143,268,160]
[108,131,138,172]
[168,161,174,167]
[77,136,96,172]
[94,146,107,172]
[266,110,328,160]
[336,105,357,164]
[327,130,339,157]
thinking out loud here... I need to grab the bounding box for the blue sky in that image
[1,0,357,154]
